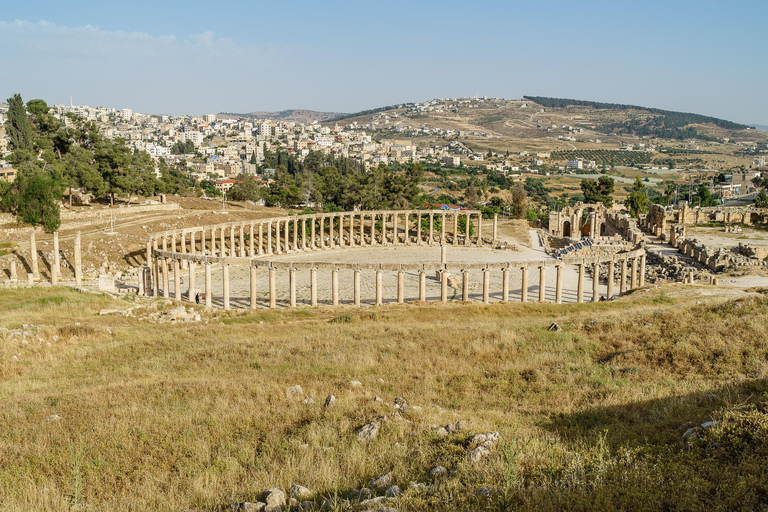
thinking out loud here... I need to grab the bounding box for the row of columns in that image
[148,211,498,265]
[150,254,647,310]
[10,229,82,286]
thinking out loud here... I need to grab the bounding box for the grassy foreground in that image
[1,287,767,511]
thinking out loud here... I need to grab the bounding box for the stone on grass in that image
[357,421,380,442]
[231,503,265,512]
[286,385,303,400]
[548,322,562,332]
[430,465,446,478]
[476,486,497,498]
[434,426,448,437]
[467,446,492,462]
[303,396,315,406]
[264,488,286,507]
[393,397,409,413]
[455,420,469,431]
[324,394,336,408]
[290,485,312,500]
[350,380,363,389]
[369,472,393,490]
[385,485,401,498]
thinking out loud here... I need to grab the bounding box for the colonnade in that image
[147,210,495,267]
[150,248,647,311]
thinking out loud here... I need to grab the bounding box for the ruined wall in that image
[643,204,768,235]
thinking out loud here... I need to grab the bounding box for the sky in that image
[1,0,766,124]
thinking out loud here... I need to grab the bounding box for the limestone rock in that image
[455,420,469,431]
[350,380,363,389]
[430,465,446,478]
[467,446,491,462]
[393,397,409,413]
[231,503,265,512]
[360,496,388,507]
[264,488,286,508]
[357,421,380,442]
[434,426,448,437]
[324,394,336,408]
[289,485,312,500]
[286,385,303,400]
[476,486,497,498]
[369,471,393,490]
[303,395,315,406]
[548,322,562,332]
[385,485,401,498]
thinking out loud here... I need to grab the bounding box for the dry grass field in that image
[1,285,768,511]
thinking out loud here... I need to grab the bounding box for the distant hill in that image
[750,124,768,132]
[523,96,748,141]
[218,109,346,123]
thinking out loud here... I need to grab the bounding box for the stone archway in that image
[750,212,760,225]
[562,220,572,237]
[580,217,591,237]
[600,222,607,236]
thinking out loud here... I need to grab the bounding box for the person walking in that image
[195,292,200,305]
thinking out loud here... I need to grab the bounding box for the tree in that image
[228,174,262,203]
[625,178,650,218]
[754,188,768,208]
[25,98,50,117]
[665,182,676,206]
[509,185,527,218]
[5,94,33,152]
[580,176,615,207]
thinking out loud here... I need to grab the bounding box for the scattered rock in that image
[369,472,393,490]
[357,421,380,442]
[455,420,469,431]
[385,485,401,498]
[303,396,315,406]
[476,486,497,498]
[393,397,409,413]
[290,485,312,500]
[286,385,304,400]
[324,394,336,408]
[467,446,492,462]
[430,466,446,478]
[231,502,265,512]
[350,380,363,389]
[263,488,286,508]
[46,414,61,422]
[701,420,719,430]
[360,496,388,507]
[548,322,562,332]
[470,432,500,449]
[298,501,315,511]
[434,426,448,437]
[374,396,383,402]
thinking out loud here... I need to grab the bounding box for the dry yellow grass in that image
[1,286,767,511]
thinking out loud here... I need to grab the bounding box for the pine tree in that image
[5,93,34,152]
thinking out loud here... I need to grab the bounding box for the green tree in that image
[5,94,34,152]
[580,176,615,207]
[509,185,527,218]
[228,174,262,202]
[25,98,50,116]
[625,178,650,217]
[753,188,768,208]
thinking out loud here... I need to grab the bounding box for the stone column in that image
[302,218,307,250]
[310,267,318,306]
[332,268,339,306]
[577,263,585,303]
[607,261,615,299]
[250,266,257,310]
[354,268,361,306]
[180,232,187,270]
[249,224,255,257]
[630,257,638,290]
[592,262,600,302]
[482,268,490,304]
[328,215,334,249]
[375,269,383,305]
[275,220,282,254]
[620,259,628,294]
[441,213,446,243]
[188,261,196,302]
[53,231,61,279]
[161,258,169,298]
[239,225,245,257]
[229,226,236,257]
[440,269,448,303]
[258,223,264,255]
[393,213,399,245]
[521,266,528,302]
[220,226,226,257]
[370,214,377,246]
[162,235,167,253]
[453,213,459,246]
[493,214,498,242]
[555,265,563,304]
[269,266,277,309]
[10,260,17,282]
[464,212,471,246]
[417,213,423,245]
[319,217,325,249]
[205,263,212,308]
[462,269,470,301]
[173,259,182,300]
[30,229,39,281]
[152,239,159,295]
[310,217,316,250]
[539,266,546,303]
[284,218,290,253]
[268,222,273,254]
[397,269,405,303]
[74,231,83,287]
[639,254,646,287]
[294,218,299,252]
[428,213,434,245]
[502,267,509,302]
[289,267,297,308]
[222,263,230,310]
[477,214,483,244]
[441,245,447,265]
[379,213,385,245]
[419,269,426,301]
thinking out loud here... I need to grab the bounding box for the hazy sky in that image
[1,0,766,123]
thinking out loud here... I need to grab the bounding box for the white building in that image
[203,114,217,123]
[567,159,584,169]
[442,156,460,167]
[121,108,133,121]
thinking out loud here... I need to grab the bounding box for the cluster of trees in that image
[551,149,653,167]
[580,176,615,208]
[0,94,192,231]
[171,140,197,155]
[751,175,768,208]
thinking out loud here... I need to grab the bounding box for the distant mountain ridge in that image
[218,109,346,123]
[750,124,768,132]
